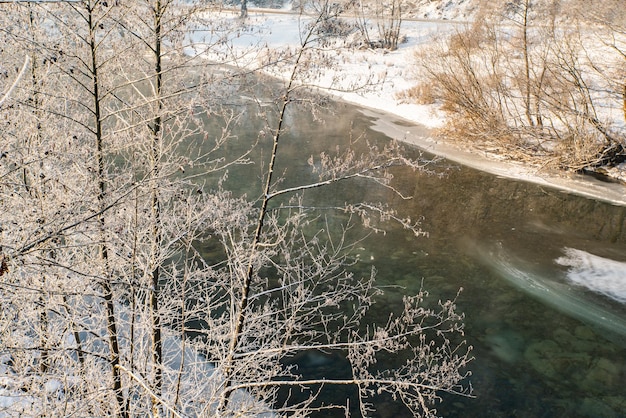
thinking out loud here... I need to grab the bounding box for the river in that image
[195,94,626,417]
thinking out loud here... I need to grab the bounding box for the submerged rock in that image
[579,397,618,418]
[484,328,524,364]
[524,340,561,380]
[574,325,597,341]
[581,357,620,393]
[523,339,591,381]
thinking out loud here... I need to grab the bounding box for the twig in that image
[0,55,29,109]
[116,364,183,418]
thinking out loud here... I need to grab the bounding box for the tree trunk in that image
[87,2,126,415]
[622,84,626,121]
[149,0,164,410]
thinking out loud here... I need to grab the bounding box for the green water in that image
[197,97,626,417]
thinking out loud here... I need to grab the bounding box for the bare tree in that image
[353,0,405,50]
[1,1,472,417]
[204,5,472,416]
[0,3,120,414]
[0,1,242,414]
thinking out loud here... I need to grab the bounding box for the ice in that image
[556,247,626,304]
[477,245,626,337]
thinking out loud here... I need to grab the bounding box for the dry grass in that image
[395,82,437,105]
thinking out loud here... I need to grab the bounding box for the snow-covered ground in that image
[193,6,459,129]
[0,303,274,417]
[188,6,626,207]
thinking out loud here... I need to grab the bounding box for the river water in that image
[197,95,626,417]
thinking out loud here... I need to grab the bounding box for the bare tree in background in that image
[353,0,405,50]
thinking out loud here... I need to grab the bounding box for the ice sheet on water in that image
[556,247,626,304]
[475,243,626,337]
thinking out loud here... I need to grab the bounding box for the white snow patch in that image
[556,248,626,304]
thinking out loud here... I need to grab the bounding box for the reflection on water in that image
[199,97,626,417]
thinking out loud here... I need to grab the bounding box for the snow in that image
[479,245,626,337]
[556,248,626,304]
[192,9,460,129]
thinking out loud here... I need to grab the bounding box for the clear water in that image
[197,97,626,417]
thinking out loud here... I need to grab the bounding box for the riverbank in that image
[358,105,626,207]
[198,8,626,206]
